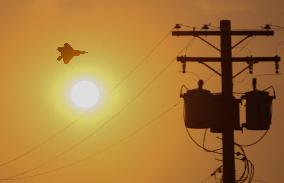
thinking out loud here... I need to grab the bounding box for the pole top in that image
[220,20,231,23]
[220,20,231,29]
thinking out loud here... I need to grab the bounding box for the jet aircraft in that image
[57,43,87,64]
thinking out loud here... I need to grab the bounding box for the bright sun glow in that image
[71,80,100,109]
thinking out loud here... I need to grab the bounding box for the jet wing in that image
[62,55,74,64]
[64,43,73,50]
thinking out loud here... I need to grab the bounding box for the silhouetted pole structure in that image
[220,20,235,183]
[172,20,280,183]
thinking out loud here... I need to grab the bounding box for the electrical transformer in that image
[182,80,240,132]
[242,89,275,130]
[182,83,213,129]
[241,78,275,130]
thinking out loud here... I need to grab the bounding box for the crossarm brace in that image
[196,36,221,52]
[199,62,222,76]
[233,65,252,78]
[232,35,252,49]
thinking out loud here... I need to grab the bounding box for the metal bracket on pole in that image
[233,65,251,78]
[196,36,221,52]
[199,62,222,76]
[232,35,252,49]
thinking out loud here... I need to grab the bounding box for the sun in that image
[71,80,100,109]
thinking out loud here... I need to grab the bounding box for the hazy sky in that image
[0,0,283,182]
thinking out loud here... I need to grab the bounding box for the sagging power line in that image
[0,28,173,169]
[1,40,196,181]
[2,100,181,181]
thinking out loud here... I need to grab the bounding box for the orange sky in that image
[0,0,283,182]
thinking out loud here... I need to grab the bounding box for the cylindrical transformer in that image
[182,80,240,131]
[182,88,214,129]
[182,91,241,131]
[242,90,274,130]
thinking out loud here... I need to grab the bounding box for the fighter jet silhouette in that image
[57,43,88,64]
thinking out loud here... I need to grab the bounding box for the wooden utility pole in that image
[172,20,280,182]
[220,20,235,183]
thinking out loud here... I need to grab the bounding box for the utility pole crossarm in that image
[172,31,221,36]
[177,56,280,63]
[172,30,274,36]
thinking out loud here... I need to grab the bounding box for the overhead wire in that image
[204,129,266,183]
[204,35,255,84]
[204,72,216,83]
[238,130,269,147]
[0,113,85,167]
[0,28,172,169]
[275,40,284,55]
[234,73,250,84]
[1,39,196,181]
[2,100,181,181]
[177,25,255,84]
[111,30,172,91]
[202,129,208,148]
[269,24,284,30]
[235,143,255,183]
[255,73,281,78]
[234,37,254,56]
[183,104,222,154]
[184,128,222,154]
[231,37,255,85]
[206,139,256,183]
[234,73,281,86]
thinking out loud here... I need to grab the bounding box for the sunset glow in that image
[71,80,100,109]
[0,1,283,182]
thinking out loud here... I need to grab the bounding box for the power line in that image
[0,28,172,169]
[204,36,254,84]
[184,127,222,154]
[234,73,281,85]
[2,100,181,181]
[275,41,284,55]
[183,104,222,154]
[0,113,87,168]
[1,42,195,180]
[111,30,172,91]
[237,130,269,147]
[234,37,254,56]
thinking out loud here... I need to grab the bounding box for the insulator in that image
[263,24,271,30]
[202,24,209,30]
[182,62,186,73]
[275,61,279,74]
[249,63,253,74]
[174,24,181,29]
